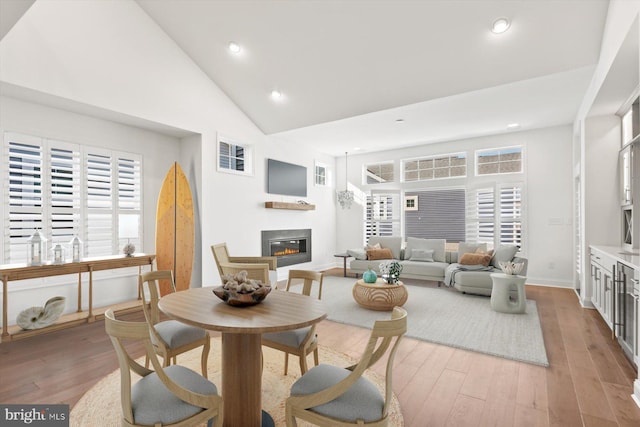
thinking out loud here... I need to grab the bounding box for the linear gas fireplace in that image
[261,229,311,267]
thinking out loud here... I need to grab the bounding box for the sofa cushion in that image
[366,236,403,260]
[409,249,434,262]
[491,245,519,268]
[459,253,492,267]
[366,248,394,260]
[457,242,488,259]
[405,237,445,262]
[400,260,449,278]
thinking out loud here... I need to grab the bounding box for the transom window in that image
[476,147,523,175]
[403,153,466,181]
[365,162,394,184]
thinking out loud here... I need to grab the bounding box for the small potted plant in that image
[379,260,403,284]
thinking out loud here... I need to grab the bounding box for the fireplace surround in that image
[261,229,311,267]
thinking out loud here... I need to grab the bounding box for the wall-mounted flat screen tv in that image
[267,158,307,197]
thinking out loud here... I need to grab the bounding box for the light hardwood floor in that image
[1,268,640,426]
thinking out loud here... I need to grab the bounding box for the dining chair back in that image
[211,242,277,285]
[262,270,323,375]
[104,309,223,427]
[285,306,407,426]
[140,270,210,377]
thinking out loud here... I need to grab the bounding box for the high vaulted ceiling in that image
[136,0,609,155]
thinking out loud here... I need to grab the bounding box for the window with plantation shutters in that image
[364,191,400,243]
[85,151,113,257]
[117,155,141,252]
[499,185,522,247]
[466,188,495,246]
[48,142,81,249]
[466,184,524,250]
[2,132,143,264]
[4,134,44,264]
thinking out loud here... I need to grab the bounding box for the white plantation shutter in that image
[365,191,401,241]
[48,142,81,247]
[4,134,44,264]
[499,185,522,247]
[86,151,114,257]
[466,187,495,246]
[117,154,141,249]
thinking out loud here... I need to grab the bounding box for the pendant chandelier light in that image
[337,152,354,209]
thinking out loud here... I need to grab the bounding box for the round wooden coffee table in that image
[352,278,408,311]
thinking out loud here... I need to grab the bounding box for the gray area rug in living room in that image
[315,276,549,367]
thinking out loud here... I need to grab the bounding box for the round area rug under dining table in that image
[70,338,404,427]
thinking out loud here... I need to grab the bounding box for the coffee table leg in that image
[222,333,273,426]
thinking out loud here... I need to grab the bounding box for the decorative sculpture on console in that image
[16,296,66,330]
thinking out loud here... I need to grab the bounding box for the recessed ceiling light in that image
[395,119,405,124]
[228,41,241,54]
[270,89,282,100]
[507,123,520,130]
[491,18,510,34]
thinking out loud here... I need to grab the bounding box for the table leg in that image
[2,276,8,339]
[343,257,347,277]
[222,333,273,427]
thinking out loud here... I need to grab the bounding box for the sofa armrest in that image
[228,256,277,270]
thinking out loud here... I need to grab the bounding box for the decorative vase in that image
[382,274,398,284]
[363,268,378,283]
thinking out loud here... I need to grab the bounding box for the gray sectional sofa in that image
[348,236,528,296]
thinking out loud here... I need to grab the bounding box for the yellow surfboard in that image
[155,162,194,296]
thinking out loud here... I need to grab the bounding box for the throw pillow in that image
[491,245,519,268]
[459,253,492,266]
[457,242,488,260]
[409,249,434,262]
[366,242,382,250]
[405,237,446,262]
[366,248,394,260]
[347,249,367,260]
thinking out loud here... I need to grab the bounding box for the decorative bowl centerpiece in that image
[213,270,271,307]
[499,261,525,276]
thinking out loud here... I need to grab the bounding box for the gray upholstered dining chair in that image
[140,270,210,377]
[262,270,323,375]
[104,309,223,427]
[285,306,407,427]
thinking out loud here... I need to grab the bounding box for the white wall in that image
[335,125,574,287]
[0,0,338,326]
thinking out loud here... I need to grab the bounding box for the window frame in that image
[314,161,330,187]
[217,134,253,176]
[402,152,467,182]
[364,161,395,185]
[475,146,524,176]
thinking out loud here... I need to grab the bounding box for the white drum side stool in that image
[490,273,527,314]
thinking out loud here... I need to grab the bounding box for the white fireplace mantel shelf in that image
[265,201,315,211]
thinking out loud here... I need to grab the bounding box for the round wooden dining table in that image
[158,286,327,427]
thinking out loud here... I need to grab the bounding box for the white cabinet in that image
[590,247,615,328]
